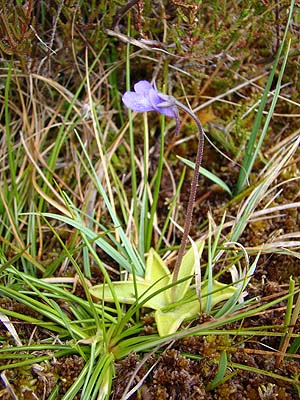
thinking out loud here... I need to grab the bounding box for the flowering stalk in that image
[168,100,204,291]
[122,81,205,294]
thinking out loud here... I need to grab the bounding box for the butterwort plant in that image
[90,80,238,336]
[122,80,205,295]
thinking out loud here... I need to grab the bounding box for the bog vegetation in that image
[0,1,300,399]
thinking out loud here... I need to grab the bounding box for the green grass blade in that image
[157,167,186,250]
[4,64,18,202]
[177,155,232,195]
[234,0,295,194]
[207,351,228,390]
[42,212,132,272]
[146,115,166,250]
[126,15,139,235]
[74,131,145,275]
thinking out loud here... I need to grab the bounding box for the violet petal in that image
[122,91,154,112]
[134,80,152,94]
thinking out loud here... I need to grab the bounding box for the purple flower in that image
[122,80,180,134]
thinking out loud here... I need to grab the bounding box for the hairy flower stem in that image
[171,101,205,299]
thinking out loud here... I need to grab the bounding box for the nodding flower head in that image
[122,80,180,135]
